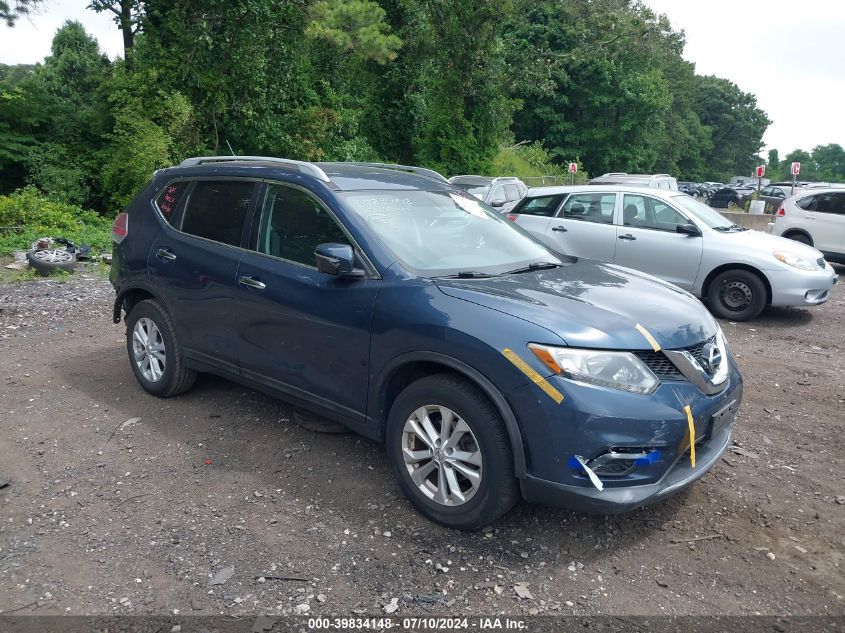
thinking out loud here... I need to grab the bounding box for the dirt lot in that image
[0,265,843,618]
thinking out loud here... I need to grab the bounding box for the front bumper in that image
[509,359,743,513]
[766,264,837,307]
[520,420,732,513]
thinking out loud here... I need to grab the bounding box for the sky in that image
[0,0,843,156]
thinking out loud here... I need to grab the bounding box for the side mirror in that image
[315,243,355,276]
[676,223,702,237]
[491,198,506,208]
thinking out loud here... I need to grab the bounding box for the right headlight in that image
[529,344,659,395]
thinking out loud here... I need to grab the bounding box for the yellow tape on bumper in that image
[502,348,564,405]
[683,404,696,468]
[635,323,661,352]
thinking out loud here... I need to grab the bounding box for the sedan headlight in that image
[773,251,817,271]
[529,344,659,394]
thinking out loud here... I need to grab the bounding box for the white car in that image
[768,188,845,264]
[510,185,837,321]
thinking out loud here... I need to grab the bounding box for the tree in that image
[0,0,41,26]
[781,149,815,181]
[87,0,143,61]
[767,148,779,174]
[693,76,770,180]
[811,143,845,182]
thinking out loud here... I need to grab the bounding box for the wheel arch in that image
[113,282,169,324]
[701,263,772,305]
[374,352,527,478]
[781,228,814,246]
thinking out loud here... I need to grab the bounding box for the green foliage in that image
[491,143,566,177]
[0,0,41,25]
[0,186,112,254]
[307,0,402,64]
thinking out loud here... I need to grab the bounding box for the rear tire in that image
[385,374,519,530]
[125,299,196,397]
[784,232,812,246]
[706,269,767,321]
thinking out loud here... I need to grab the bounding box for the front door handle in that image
[551,226,568,232]
[618,234,636,241]
[156,248,177,261]
[238,276,266,290]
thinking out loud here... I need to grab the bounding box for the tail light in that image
[507,214,518,222]
[112,212,128,243]
[776,204,785,217]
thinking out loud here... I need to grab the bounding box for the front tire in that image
[706,269,767,321]
[385,374,519,530]
[125,299,196,397]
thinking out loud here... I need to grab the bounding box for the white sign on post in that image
[792,162,801,176]
[568,162,578,174]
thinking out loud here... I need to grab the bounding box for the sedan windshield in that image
[673,195,734,229]
[340,190,558,276]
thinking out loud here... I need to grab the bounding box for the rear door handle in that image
[551,226,568,232]
[238,275,266,290]
[156,248,177,261]
[618,234,636,241]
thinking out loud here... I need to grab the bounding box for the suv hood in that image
[435,260,718,350]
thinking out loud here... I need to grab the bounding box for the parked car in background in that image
[737,185,794,212]
[709,187,741,209]
[588,173,678,190]
[769,188,845,263]
[448,175,527,213]
[111,156,743,528]
[678,182,709,199]
[509,185,837,321]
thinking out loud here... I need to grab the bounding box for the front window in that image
[673,195,734,229]
[340,190,557,276]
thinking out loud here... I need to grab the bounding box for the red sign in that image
[756,165,766,178]
[568,162,578,174]
[792,162,801,176]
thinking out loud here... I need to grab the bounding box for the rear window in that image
[180,180,255,247]
[155,181,189,225]
[513,195,564,217]
[795,195,817,211]
[561,193,616,224]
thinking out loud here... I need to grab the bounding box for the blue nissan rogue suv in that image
[110,156,743,529]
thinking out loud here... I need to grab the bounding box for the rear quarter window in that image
[795,195,817,211]
[155,181,190,225]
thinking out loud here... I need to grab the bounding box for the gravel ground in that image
[0,264,843,618]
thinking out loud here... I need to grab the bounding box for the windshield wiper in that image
[713,223,748,232]
[438,270,496,279]
[502,261,561,275]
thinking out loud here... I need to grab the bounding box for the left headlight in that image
[529,344,659,395]
[773,251,817,271]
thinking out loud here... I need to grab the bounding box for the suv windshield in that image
[340,190,556,276]
[673,195,734,229]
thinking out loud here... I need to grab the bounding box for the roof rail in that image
[341,162,449,183]
[652,174,672,178]
[179,156,330,182]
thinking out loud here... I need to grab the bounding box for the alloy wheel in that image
[401,405,483,506]
[132,317,167,382]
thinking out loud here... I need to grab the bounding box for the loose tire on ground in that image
[706,269,767,321]
[385,373,519,530]
[125,299,196,397]
[26,249,76,276]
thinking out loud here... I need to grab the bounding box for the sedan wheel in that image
[707,269,767,321]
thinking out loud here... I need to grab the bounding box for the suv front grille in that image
[635,335,716,380]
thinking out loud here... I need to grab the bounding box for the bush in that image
[0,186,112,254]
